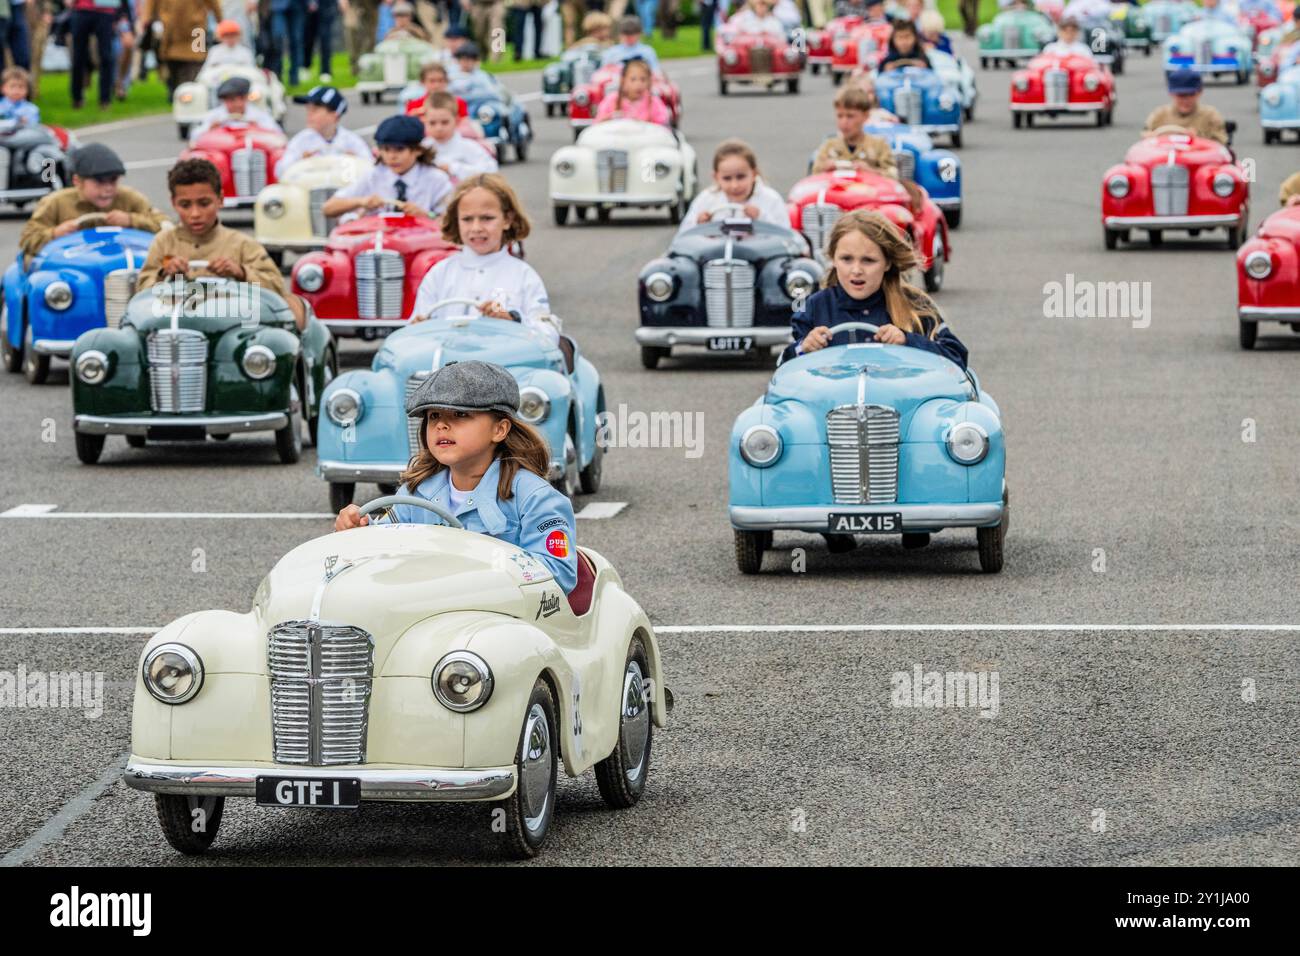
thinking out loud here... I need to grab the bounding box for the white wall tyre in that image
[499,679,558,859]
[594,638,653,809]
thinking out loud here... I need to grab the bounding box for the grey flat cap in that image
[72,143,126,179]
[406,361,520,418]
[217,76,252,99]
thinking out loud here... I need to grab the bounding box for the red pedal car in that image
[1011,53,1115,127]
[290,210,458,340]
[1236,205,1300,349]
[182,123,287,211]
[787,165,950,292]
[717,30,805,95]
[830,21,892,85]
[568,63,682,136]
[805,17,859,74]
[1101,130,1248,250]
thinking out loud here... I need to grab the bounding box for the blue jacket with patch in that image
[379,458,578,594]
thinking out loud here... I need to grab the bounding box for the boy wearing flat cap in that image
[323,114,452,222]
[1143,69,1228,145]
[189,76,283,141]
[19,144,168,258]
[276,86,374,179]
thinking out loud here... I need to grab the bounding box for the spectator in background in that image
[0,65,39,125]
[506,0,541,60]
[3,0,32,71]
[143,0,223,97]
[634,0,654,36]
[22,0,50,96]
[205,18,255,67]
[340,0,383,71]
[306,0,339,81]
[571,9,611,46]
[698,0,717,49]
[917,9,952,55]
[268,0,307,85]
[467,0,505,62]
[70,0,120,110]
[600,14,657,67]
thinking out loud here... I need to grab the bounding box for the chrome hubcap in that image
[563,432,579,494]
[619,661,650,783]
[519,702,552,831]
[930,234,944,289]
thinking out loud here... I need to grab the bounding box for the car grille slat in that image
[1002,24,1022,49]
[355,249,406,320]
[147,329,207,413]
[750,46,773,73]
[405,371,431,454]
[1155,14,1171,36]
[232,148,267,198]
[383,53,408,85]
[1152,163,1189,216]
[893,149,915,182]
[800,203,841,254]
[894,86,922,124]
[103,268,138,329]
[309,187,335,237]
[597,149,628,194]
[0,148,10,189]
[268,622,375,766]
[826,405,900,504]
[703,259,756,329]
[1197,39,1213,65]
[1044,69,1069,107]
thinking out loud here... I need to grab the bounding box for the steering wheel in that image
[826,321,881,338]
[76,212,110,229]
[706,202,751,222]
[412,296,482,325]
[357,494,464,529]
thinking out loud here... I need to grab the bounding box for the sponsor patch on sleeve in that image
[545,529,570,559]
[536,517,567,534]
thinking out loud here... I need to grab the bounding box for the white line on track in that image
[575,501,627,519]
[0,753,129,867]
[123,157,183,170]
[2,502,628,519]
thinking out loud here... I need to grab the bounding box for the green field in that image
[936,0,1002,30]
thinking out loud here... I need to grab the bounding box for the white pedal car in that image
[549,118,698,226]
[123,497,667,859]
[173,64,288,140]
[254,154,375,268]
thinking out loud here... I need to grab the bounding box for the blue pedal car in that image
[728,322,1007,573]
[466,91,533,164]
[1,225,154,384]
[316,299,604,512]
[1261,63,1300,144]
[1163,19,1253,84]
[873,67,964,148]
[864,124,962,229]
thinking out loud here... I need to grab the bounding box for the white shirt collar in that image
[457,246,512,267]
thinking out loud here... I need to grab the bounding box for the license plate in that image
[707,335,754,351]
[826,512,902,534]
[255,776,361,809]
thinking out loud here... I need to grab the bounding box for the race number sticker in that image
[545,530,570,558]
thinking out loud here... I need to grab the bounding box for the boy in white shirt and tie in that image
[322,115,453,223]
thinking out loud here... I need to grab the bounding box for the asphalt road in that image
[1,38,1297,866]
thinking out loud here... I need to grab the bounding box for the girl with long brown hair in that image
[594,58,671,125]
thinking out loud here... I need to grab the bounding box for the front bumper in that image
[32,338,76,358]
[553,191,675,208]
[1261,118,1300,129]
[123,760,517,802]
[1169,61,1242,75]
[722,72,799,84]
[1239,306,1300,323]
[222,196,258,210]
[932,196,961,210]
[730,501,1005,532]
[635,326,791,347]
[318,458,406,483]
[983,48,1040,59]
[318,317,409,330]
[75,412,288,436]
[0,187,52,203]
[1104,213,1241,229]
[1011,101,1106,112]
[257,235,328,253]
[916,122,960,134]
[1123,37,1152,48]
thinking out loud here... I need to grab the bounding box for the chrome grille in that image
[268,621,374,766]
[857,36,877,64]
[355,249,405,320]
[1152,163,1189,215]
[309,187,335,237]
[383,52,408,85]
[801,203,841,253]
[103,269,137,329]
[232,148,267,197]
[1044,69,1069,107]
[827,405,900,504]
[597,149,629,194]
[893,149,915,182]
[1002,24,1022,49]
[574,59,596,86]
[703,259,756,328]
[0,148,9,189]
[147,329,207,413]
[1155,14,1171,37]
[750,45,773,73]
[405,371,431,453]
[894,85,922,124]
[1196,39,1213,65]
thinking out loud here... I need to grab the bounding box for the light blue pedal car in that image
[1143,0,1200,44]
[864,123,963,228]
[873,67,964,148]
[728,322,1007,574]
[316,298,605,511]
[1163,18,1253,84]
[1261,62,1300,144]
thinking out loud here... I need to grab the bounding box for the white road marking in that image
[1,504,57,516]
[2,506,332,519]
[575,501,627,519]
[124,157,183,170]
[0,753,129,867]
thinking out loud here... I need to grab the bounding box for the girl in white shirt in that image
[410,174,558,347]
[725,0,789,38]
[322,114,452,223]
[421,92,499,182]
[678,139,790,236]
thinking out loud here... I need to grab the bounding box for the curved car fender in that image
[254,183,312,243]
[571,355,604,469]
[549,143,596,193]
[2,261,24,346]
[70,326,147,412]
[26,267,100,341]
[316,366,405,460]
[903,396,972,444]
[172,82,209,122]
[583,570,666,732]
[517,366,572,465]
[961,400,1006,505]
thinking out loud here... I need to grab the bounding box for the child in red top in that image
[405,63,469,119]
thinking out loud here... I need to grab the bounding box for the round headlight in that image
[544,65,560,80]
[1107,174,1130,198]
[784,268,816,299]
[833,40,846,56]
[740,424,782,467]
[1264,86,1281,104]
[242,344,277,380]
[555,159,575,176]
[143,643,204,705]
[1244,250,1273,279]
[653,160,671,178]
[1013,75,1029,92]
[938,92,956,110]
[724,49,739,65]
[75,349,108,386]
[946,421,989,465]
[432,651,493,713]
[1212,172,1236,197]
[262,197,285,219]
[326,387,364,426]
[574,90,589,106]
[44,281,73,311]
[644,271,674,302]
[477,104,496,123]
[296,262,325,292]
[517,385,550,424]
[1084,73,1100,91]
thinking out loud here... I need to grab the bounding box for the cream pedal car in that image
[254,154,374,269]
[123,496,666,858]
[549,118,698,226]
[173,64,288,140]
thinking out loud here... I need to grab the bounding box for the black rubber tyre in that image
[514,138,528,163]
[275,387,303,464]
[307,348,336,448]
[639,345,667,369]
[498,679,558,859]
[0,293,21,373]
[944,207,962,230]
[719,77,729,95]
[1096,108,1106,127]
[788,77,799,95]
[329,482,355,513]
[545,102,555,117]
[1239,321,1257,350]
[579,431,603,494]
[734,529,771,574]
[22,323,49,385]
[595,205,611,224]
[950,129,962,149]
[155,794,224,855]
[126,434,146,449]
[1024,112,1034,128]
[667,192,685,224]
[553,204,568,227]
[902,532,931,550]
[977,487,1008,573]
[594,636,653,809]
[1012,111,1023,128]
[1104,227,1118,250]
[832,70,844,86]
[74,431,105,464]
[1148,229,1163,248]
[1264,129,1279,145]
[1226,221,1244,249]
[268,247,285,271]
[980,57,988,68]
[360,91,371,105]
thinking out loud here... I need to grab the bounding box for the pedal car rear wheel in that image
[1238,321,1257,350]
[579,432,603,494]
[275,384,304,464]
[640,345,668,369]
[595,637,653,809]
[22,323,49,385]
[499,679,558,859]
[734,529,771,574]
[553,204,569,227]
[329,482,355,513]
[74,432,105,465]
[977,487,1008,574]
[155,793,224,855]
[0,295,21,373]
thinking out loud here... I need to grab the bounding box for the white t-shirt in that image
[677,179,790,237]
[275,126,374,179]
[725,10,788,37]
[204,45,257,70]
[331,162,453,221]
[410,247,558,346]
[1041,40,1096,59]
[428,132,499,181]
[448,483,469,513]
